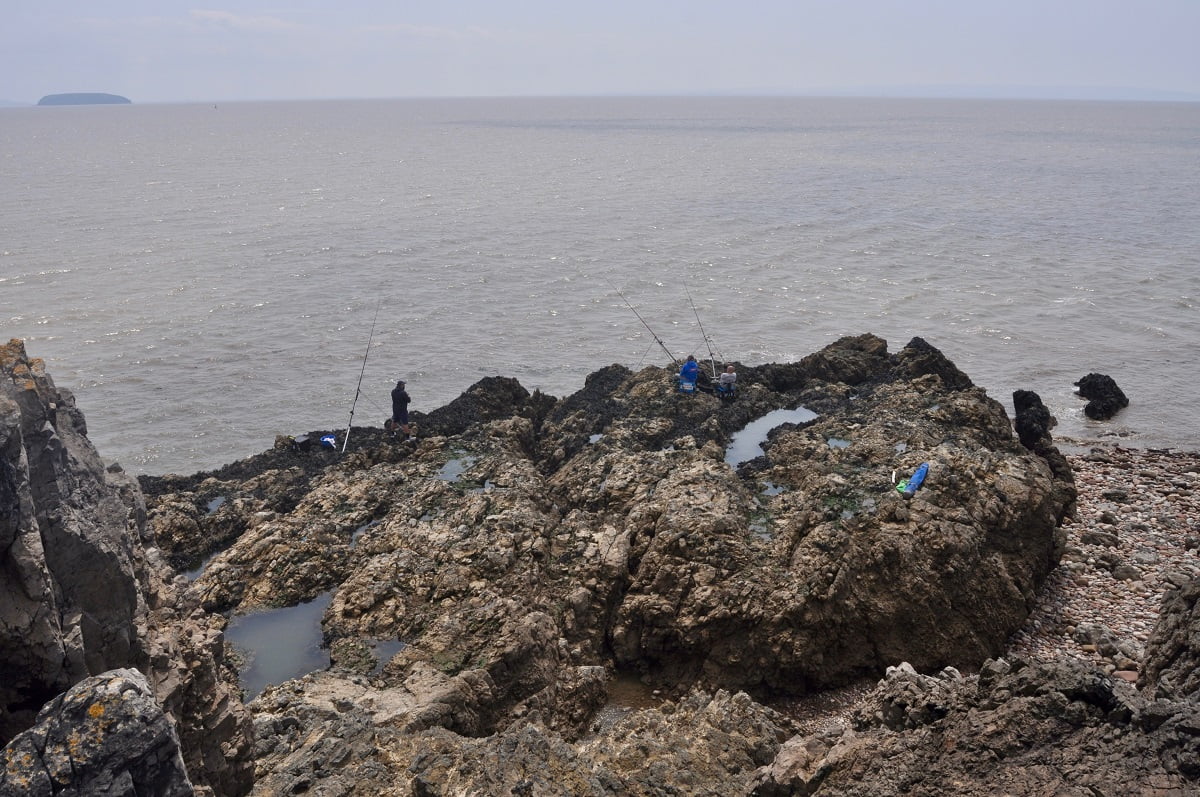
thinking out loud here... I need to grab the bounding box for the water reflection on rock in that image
[225,592,333,700]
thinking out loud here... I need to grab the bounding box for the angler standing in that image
[391,379,412,437]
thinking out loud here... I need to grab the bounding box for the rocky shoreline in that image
[6,334,1200,795]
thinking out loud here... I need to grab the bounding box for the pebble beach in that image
[1006,443,1200,674]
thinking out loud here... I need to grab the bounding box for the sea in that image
[2,96,1198,476]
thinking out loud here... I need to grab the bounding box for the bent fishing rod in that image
[684,281,719,378]
[342,298,383,453]
[605,276,678,365]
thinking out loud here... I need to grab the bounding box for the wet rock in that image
[1075,373,1129,420]
[1013,389,1055,449]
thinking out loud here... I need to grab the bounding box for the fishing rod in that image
[605,276,678,365]
[341,298,383,453]
[684,281,719,379]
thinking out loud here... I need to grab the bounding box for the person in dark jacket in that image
[391,380,412,436]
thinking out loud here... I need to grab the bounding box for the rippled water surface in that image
[3,97,1198,473]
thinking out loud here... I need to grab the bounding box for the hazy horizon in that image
[3,2,1197,107]
[6,85,1199,108]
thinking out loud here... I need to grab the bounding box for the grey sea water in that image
[3,97,1198,475]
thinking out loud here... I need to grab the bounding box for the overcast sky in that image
[4,1,1198,104]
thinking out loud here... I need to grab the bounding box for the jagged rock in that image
[1,339,253,795]
[751,576,1200,794]
[0,669,193,796]
[250,682,792,796]
[1012,388,1076,517]
[751,656,1198,794]
[1,339,144,741]
[796,333,892,385]
[1075,372,1129,420]
[1141,579,1200,700]
[895,336,973,391]
[170,336,1073,696]
[6,333,1104,795]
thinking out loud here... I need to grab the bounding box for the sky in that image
[3,1,1199,104]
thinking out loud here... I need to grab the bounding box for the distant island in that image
[37,92,131,106]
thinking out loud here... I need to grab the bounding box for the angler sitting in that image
[677,355,700,393]
[716,364,737,399]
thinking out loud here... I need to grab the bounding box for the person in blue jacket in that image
[679,355,700,387]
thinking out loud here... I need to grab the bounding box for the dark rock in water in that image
[1075,372,1129,420]
[1012,389,1075,517]
[37,92,131,105]
[0,669,193,796]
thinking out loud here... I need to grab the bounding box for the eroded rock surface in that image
[1,340,143,741]
[139,334,1078,793]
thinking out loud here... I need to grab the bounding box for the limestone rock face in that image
[0,669,193,796]
[1,340,253,795]
[0,339,143,741]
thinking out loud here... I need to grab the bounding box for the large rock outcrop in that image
[139,334,1077,792]
[37,332,1198,794]
[1,339,253,795]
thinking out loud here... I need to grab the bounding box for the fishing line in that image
[684,281,719,378]
[603,274,678,366]
[634,339,656,369]
[342,298,383,452]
